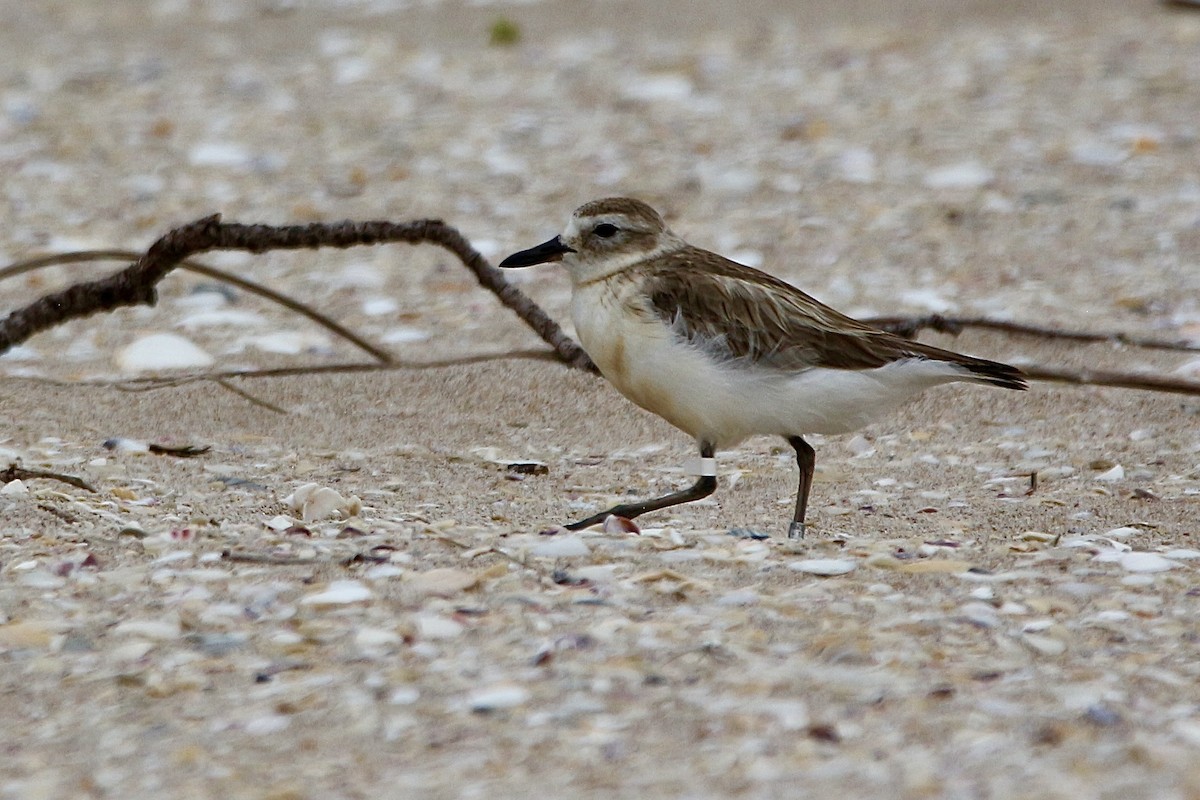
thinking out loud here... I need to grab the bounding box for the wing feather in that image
[643,249,1026,389]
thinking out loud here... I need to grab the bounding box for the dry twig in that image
[1021,364,1200,396]
[0,250,393,362]
[0,217,594,370]
[4,218,1199,400]
[147,443,212,457]
[867,313,1200,354]
[16,349,1200,399]
[219,549,320,566]
[1,462,96,493]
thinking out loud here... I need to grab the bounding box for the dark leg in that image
[565,442,717,531]
[787,436,815,539]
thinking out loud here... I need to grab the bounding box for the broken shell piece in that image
[264,515,294,531]
[406,568,479,598]
[602,515,640,534]
[283,483,362,521]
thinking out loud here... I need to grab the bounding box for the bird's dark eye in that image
[593,223,618,239]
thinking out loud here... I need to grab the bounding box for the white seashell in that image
[622,74,693,102]
[389,687,420,705]
[177,309,265,329]
[244,714,291,736]
[572,565,618,583]
[1069,140,1125,167]
[116,333,214,373]
[415,614,463,640]
[302,487,347,521]
[406,568,478,598]
[846,435,875,458]
[284,484,360,521]
[382,327,431,344]
[467,684,530,712]
[265,515,294,531]
[923,161,993,189]
[1102,526,1138,539]
[283,483,319,513]
[788,558,856,576]
[113,618,181,640]
[245,331,331,355]
[362,297,399,316]
[301,580,372,606]
[190,142,253,167]
[530,536,590,558]
[1113,552,1179,573]
[838,147,877,184]
[354,627,402,654]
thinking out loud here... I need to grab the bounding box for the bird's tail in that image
[959,358,1028,391]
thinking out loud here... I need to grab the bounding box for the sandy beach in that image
[2,1,1200,797]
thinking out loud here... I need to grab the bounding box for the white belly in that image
[571,283,970,449]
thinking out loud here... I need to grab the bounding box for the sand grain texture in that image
[2,1,1200,798]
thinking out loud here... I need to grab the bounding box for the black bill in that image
[498,236,576,268]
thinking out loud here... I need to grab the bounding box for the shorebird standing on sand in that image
[500,198,1026,538]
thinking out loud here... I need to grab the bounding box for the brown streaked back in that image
[642,247,1027,389]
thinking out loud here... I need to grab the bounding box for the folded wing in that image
[644,250,1027,390]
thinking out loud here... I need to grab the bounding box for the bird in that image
[499,197,1026,538]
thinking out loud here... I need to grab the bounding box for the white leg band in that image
[684,457,718,477]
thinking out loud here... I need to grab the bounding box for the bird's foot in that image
[787,520,806,540]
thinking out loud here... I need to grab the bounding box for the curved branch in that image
[17,348,568,392]
[0,249,392,363]
[1021,364,1200,395]
[867,313,1200,354]
[0,217,596,372]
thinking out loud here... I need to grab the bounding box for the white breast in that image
[571,280,974,449]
